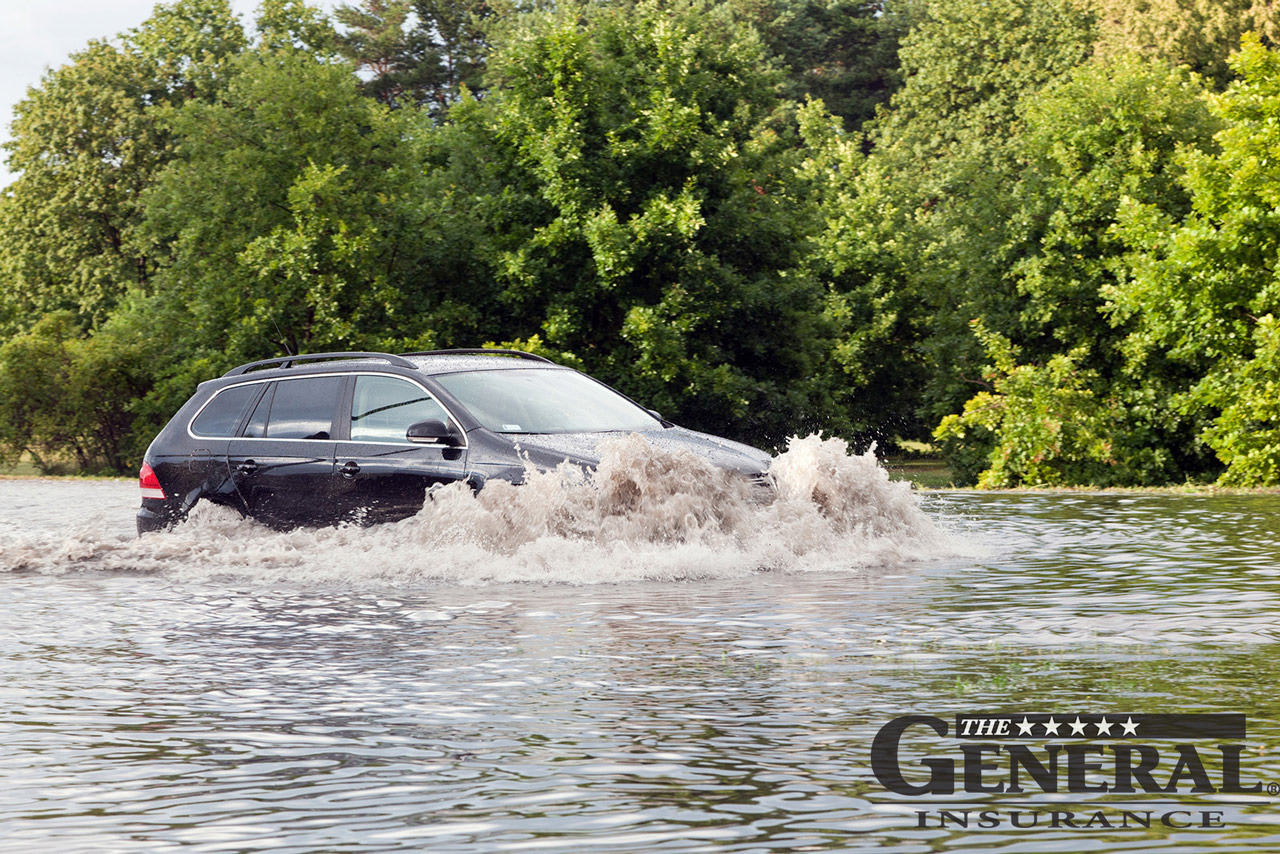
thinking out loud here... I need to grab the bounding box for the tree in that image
[334,0,492,112]
[0,0,246,333]
[846,0,1097,431]
[1085,0,1280,89]
[137,45,474,380]
[934,320,1119,487]
[0,311,159,473]
[730,0,919,131]
[255,0,340,54]
[333,0,428,106]
[412,0,492,110]
[793,101,928,442]
[1113,35,1280,484]
[971,56,1221,484]
[464,0,837,445]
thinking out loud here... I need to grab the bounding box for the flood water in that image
[2,438,1279,852]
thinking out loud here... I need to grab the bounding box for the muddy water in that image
[1,438,1278,852]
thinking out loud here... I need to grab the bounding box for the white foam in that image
[0,434,956,585]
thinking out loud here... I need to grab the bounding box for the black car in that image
[136,350,773,534]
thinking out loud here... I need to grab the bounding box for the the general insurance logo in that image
[871,713,1271,829]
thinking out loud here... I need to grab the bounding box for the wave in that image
[1,434,955,585]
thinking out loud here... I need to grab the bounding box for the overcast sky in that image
[0,0,336,187]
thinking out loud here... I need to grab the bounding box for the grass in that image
[0,453,129,481]
[883,456,956,489]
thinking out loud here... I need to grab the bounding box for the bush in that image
[0,312,159,474]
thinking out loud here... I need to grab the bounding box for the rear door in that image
[184,382,266,509]
[226,375,344,527]
[331,374,468,524]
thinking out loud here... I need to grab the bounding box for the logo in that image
[870,713,1271,829]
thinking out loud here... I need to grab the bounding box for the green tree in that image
[1114,35,1280,484]
[955,56,1223,484]
[412,0,493,111]
[0,311,160,473]
[1084,0,1279,89]
[933,320,1119,487]
[794,101,927,442]
[468,0,835,445]
[334,0,492,112]
[730,0,919,131]
[138,46,474,375]
[0,0,246,332]
[333,0,426,106]
[842,0,1096,432]
[255,0,339,53]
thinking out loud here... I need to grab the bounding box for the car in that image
[136,349,773,534]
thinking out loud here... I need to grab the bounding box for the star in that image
[1121,716,1139,736]
[1095,717,1114,736]
[1017,716,1035,736]
[1070,716,1089,736]
[1042,717,1061,736]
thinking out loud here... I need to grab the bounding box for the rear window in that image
[191,384,260,437]
[264,376,342,439]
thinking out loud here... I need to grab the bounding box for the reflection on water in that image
[2,477,1280,851]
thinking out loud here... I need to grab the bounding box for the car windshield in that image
[433,368,659,434]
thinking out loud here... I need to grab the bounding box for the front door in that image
[332,374,468,524]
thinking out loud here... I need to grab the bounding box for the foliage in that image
[334,0,492,112]
[1013,56,1217,355]
[1084,0,1280,89]
[1201,316,1280,485]
[139,49,452,365]
[839,0,1096,429]
[987,55,1220,484]
[255,0,339,53]
[1114,35,1280,485]
[9,0,1280,484]
[729,0,918,131]
[470,0,837,446]
[793,101,926,442]
[0,312,158,473]
[933,321,1118,487]
[0,0,245,333]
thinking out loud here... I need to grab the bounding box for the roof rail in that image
[400,348,554,364]
[223,352,419,377]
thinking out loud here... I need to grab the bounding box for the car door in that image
[331,373,468,524]
[226,375,343,527]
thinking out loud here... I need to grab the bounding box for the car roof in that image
[220,349,570,380]
[406,354,570,376]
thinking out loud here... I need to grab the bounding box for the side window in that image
[242,383,273,438]
[191,384,260,437]
[260,376,343,440]
[351,375,449,443]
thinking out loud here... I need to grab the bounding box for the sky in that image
[0,0,335,187]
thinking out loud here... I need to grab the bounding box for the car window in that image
[253,376,342,440]
[191,384,259,437]
[350,375,450,443]
[433,368,658,433]
[242,384,273,438]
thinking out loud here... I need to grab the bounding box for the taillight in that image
[140,462,167,500]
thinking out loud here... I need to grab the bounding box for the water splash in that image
[1,434,954,584]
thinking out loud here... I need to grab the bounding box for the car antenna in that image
[272,319,294,356]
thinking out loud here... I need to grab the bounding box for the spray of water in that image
[1,434,954,584]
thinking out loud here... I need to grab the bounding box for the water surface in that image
[2,445,1278,852]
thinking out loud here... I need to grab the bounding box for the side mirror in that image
[647,409,674,428]
[406,419,462,446]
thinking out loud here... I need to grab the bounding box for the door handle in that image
[339,461,360,478]
[237,460,258,475]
